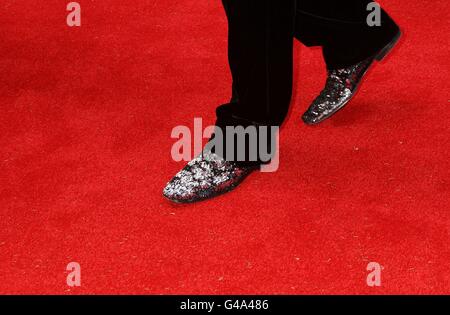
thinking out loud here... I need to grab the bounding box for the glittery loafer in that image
[163,150,256,203]
[302,31,402,125]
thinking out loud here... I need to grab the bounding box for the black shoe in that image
[302,31,402,125]
[163,150,256,203]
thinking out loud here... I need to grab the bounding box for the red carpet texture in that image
[0,0,449,294]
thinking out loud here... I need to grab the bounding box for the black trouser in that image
[295,1,400,68]
[214,0,400,166]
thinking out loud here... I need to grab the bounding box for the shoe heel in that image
[375,30,402,61]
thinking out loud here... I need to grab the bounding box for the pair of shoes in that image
[163,32,402,203]
[302,31,402,125]
[163,150,256,203]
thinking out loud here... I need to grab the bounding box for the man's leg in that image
[295,0,400,68]
[217,0,297,165]
[163,0,297,203]
[294,0,401,124]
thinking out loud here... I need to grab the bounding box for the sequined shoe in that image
[302,31,401,125]
[163,150,257,203]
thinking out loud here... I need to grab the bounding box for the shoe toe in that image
[162,179,186,203]
[162,152,255,203]
[163,172,203,203]
[302,110,321,125]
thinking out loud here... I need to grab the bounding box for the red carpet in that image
[0,0,449,294]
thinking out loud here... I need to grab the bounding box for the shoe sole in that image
[303,30,402,126]
[163,167,258,204]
